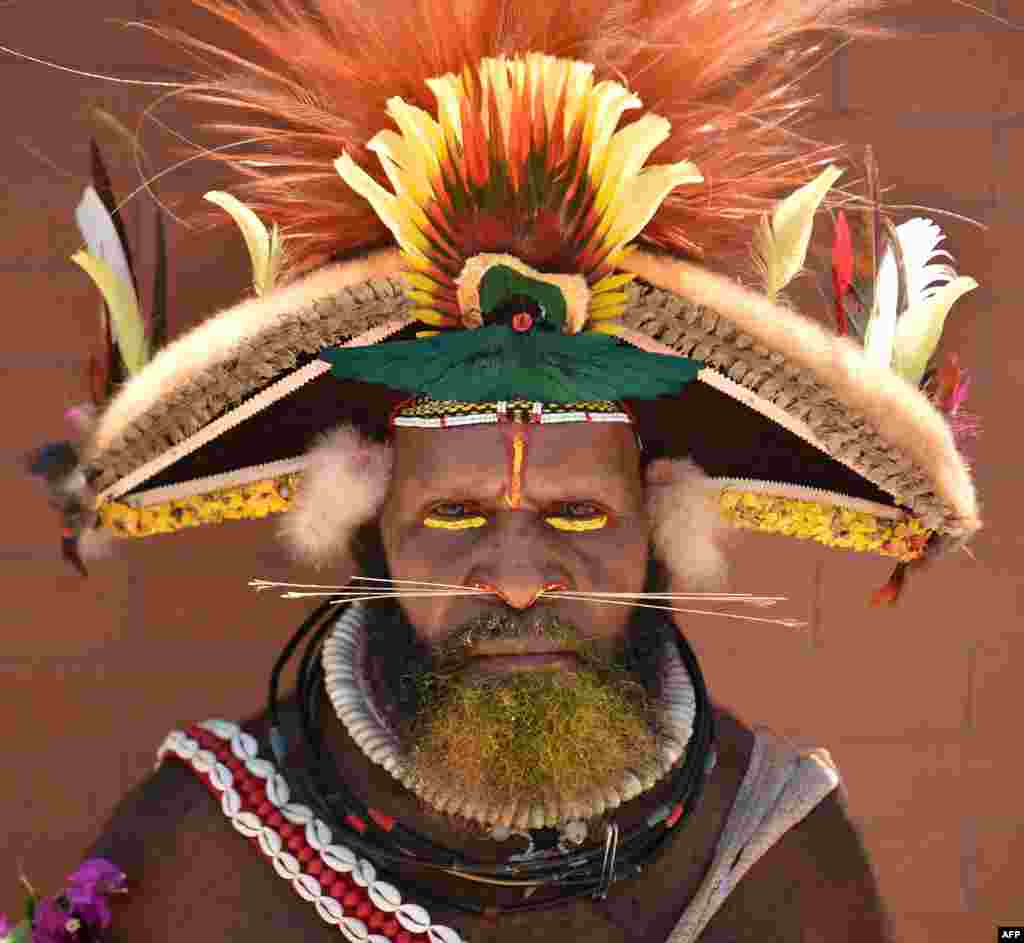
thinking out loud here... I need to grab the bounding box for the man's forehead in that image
[391,422,640,490]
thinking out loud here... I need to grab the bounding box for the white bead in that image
[221,788,242,817]
[272,851,301,880]
[293,873,323,902]
[266,774,291,807]
[620,771,644,801]
[231,731,259,760]
[352,858,376,888]
[322,844,357,873]
[258,827,283,858]
[395,903,431,933]
[306,819,332,850]
[209,763,233,791]
[231,812,263,838]
[368,881,402,912]
[428,925,464,943]
[368,936,391,943]
[246,757,276,780]
[315,895,344,925]
[200,719,240,740]
[281,803,314,825]
[178,737,199,759]
[340,915,369,942]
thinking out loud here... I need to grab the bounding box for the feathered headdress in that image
[23,0,981,607]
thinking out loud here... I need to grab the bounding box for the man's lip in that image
[462,652,582,675]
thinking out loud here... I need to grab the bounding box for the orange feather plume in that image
[150,0,896,279]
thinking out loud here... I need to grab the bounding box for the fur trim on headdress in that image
[645,456,731,592]
[276,424,393,568]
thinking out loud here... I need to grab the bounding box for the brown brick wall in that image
[2,1,1019,938]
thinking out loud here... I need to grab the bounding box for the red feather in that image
[831,209,853,337]
[146,0,896,277]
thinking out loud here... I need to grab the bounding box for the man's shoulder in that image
[701,710,895,942]
[87,700,322,941]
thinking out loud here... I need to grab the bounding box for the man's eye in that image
[546,503,608,532]
[558,502,603,518]
[430,502,479,517]
[423,503,488,530]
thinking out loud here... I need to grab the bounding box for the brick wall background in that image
[1,1,1019,938]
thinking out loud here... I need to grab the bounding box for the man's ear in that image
[276,424,393,569]
[644,456,731,592]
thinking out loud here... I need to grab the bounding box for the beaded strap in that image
[156,719,465,943]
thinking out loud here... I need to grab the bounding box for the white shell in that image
[428,925,464,943]
[368,881,402,912]
[561,819,588,846]
[315,895,344,925]
[246,757,276,780]
[306,819,333,850]
[322,844,357,873]
[272,851,301,880]
[352,857,376,888]
[620,771,644,801]
[209,763,233,791]
[258,827,283,857]
[281,803,314,825]
[200,719,240,739]
[231,812,263,837]
[266,773,291,807]
[192,749,217,774]
[231,731,259,760]
[340,916,369,942]
[395,903,431,933]
[294,873,323,902]
[221,788,242,817]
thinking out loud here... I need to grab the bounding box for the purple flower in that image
[60,859,126,932]
[65,860,125,897]
[29,897,73,943]
[0,914,13,936]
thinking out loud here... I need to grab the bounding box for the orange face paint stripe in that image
[501,423,529,510]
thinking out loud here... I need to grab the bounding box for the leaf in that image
[891,275,978,385]
[71,251,149,375]
[752,164,844,299]
[203,191,282,296]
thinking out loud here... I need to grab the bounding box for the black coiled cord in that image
[266,601,716,915]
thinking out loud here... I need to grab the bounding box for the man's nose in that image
[466,514,569,609]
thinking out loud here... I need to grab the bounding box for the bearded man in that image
[21,0,981,939]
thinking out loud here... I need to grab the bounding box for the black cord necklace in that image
[267,600,716,916]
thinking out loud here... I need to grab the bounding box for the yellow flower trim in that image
[423,516,488,530]
[545,514,609,532]
[98,473,300,537]
[719,490,931,561]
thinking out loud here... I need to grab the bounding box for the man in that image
[82,418,896,942]
[21,0,981,939]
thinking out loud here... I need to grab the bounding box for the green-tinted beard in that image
[403,652,660,813]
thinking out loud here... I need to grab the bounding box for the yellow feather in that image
[751,164,843,299]
[70,250,149,374]
[203,191,281,296]
[586,320,626,336]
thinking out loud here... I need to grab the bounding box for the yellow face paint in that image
[545,513,609,532]
[423,514,488,530]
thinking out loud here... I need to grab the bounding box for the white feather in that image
[74,186,139,313]
[864,217,962,373]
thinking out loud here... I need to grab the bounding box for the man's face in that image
[379,421,651,653]
[367,421,665,821]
